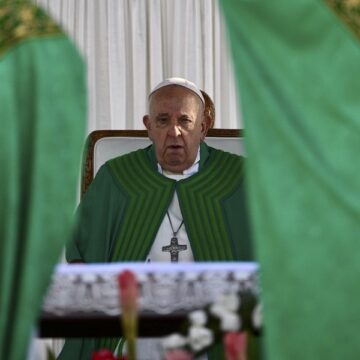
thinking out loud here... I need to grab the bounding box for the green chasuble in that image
[59,142,257,360]
[0,1,86,360]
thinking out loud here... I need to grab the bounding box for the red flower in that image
[118,270,139,360]
[164,349,194,360]
[224,331,248,360]
[91,349,117,360]
[118,270,138,312]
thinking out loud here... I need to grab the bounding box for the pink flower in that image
[91,349,117,360]
[224,331,248,360]
[118,270,138,360]
[164,349,194,360]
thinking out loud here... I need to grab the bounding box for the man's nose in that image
[167,123,182,137]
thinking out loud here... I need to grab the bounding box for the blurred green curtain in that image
[220,1,360,359]
[0,1,86,359]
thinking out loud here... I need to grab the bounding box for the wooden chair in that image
[81,129,245,196]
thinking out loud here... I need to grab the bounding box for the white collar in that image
[157,147,200,179]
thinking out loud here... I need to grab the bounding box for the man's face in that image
[143,86,210,173]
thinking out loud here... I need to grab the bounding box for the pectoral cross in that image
[162,237,187,262]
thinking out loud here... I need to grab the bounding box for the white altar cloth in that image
[43,262,259,316]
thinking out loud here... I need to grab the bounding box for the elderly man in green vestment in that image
[59,78,256,360]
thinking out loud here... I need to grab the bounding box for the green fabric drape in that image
[0,2,86,359]
[220,1,360,359]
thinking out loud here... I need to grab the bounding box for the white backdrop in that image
[35,0,243,132]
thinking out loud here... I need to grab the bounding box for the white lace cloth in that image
[42,262,258,316]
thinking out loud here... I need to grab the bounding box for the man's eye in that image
[179,118,191,126]
[156,118,168,125]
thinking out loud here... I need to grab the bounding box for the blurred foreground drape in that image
[0,2,86,359]
[220,1,360,359]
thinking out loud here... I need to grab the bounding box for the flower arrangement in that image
[91,270,261,360]
[161,289,261,359]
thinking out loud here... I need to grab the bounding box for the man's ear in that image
[143,115,153,141]
[143,115,151,130]
[201,114,212,140]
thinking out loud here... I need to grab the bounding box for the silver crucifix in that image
[162,237,187,262]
